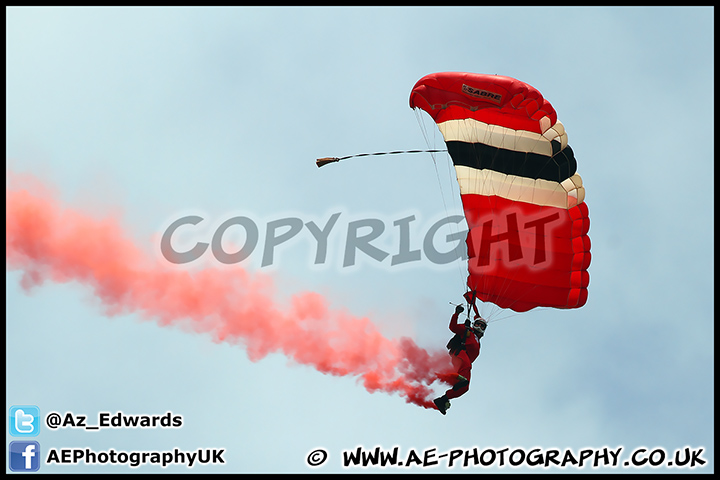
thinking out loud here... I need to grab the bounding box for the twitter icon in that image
[10,406,40,437]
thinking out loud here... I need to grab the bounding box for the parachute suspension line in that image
[414,109,467,295]
[417,109,503,322]
[412,109,525,325]
[316,149,447,168]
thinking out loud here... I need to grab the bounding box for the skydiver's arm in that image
[449,312,465,335]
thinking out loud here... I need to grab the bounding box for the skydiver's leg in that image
[445,352,471,399]
[445,381,469,400]
[452,351,472,383]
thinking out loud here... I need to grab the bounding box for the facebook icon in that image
[9,441,41,472]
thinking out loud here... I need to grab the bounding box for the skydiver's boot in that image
[433,395,451,415]
[452,375,469,391]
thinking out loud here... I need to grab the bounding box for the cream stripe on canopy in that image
[454,166,585,209]
[438,117,568,156]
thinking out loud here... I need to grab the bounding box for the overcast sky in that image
[6,7,714,473]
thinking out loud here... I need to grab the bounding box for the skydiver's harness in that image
[446,291,482,357]
[446,322,477,356]
[446,329,467,356]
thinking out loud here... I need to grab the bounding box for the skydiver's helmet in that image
[473,316,487,337]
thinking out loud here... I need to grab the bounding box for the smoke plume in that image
[6,174,453,409]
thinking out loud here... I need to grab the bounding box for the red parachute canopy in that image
[410,72,591,312]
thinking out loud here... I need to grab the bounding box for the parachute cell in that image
[410,72,591,313]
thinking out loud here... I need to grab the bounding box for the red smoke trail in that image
[6,173,453,409]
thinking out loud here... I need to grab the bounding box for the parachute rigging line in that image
[414,110,468,295]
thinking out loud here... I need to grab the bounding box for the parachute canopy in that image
[410,72,591,313]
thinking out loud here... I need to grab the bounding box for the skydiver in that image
[433,304,487,415]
